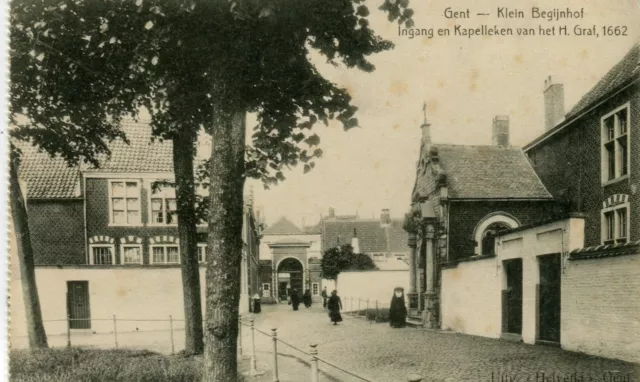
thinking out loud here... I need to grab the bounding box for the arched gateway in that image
[276,257,304,301]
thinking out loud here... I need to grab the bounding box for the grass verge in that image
[9,347,250,381]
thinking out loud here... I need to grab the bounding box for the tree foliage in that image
[321,244,377,281]
[10,0,414,378]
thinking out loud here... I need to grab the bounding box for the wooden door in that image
[502,259,523,334]
[538,254,561,343]
[67,281,91,329]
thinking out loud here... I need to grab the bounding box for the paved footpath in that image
[243,303,640,382]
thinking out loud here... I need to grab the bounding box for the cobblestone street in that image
[245,303,640,382]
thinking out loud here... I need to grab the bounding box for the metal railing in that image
[238,316,424,382]
[13,312,424,382]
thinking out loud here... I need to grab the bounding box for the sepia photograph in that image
[3,0,640,381]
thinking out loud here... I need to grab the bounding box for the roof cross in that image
[422,101,427,125]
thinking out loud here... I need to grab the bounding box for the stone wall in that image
[562,254,640,363]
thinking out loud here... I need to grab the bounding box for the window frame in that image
[149,244,181,265]
[261,283,271,297]
[148,182,178,226]
[312,282,320,296]
[89,244,116,265]
[108,180,142,227]
[601,103,631,185]
[601,202,630,245]
[120,244,143,265]
[473,213,519,256]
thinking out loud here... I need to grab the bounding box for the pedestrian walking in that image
[321,286,328,309]
[389,287,407,328]
[303,289,312,308]
[290,289,301,311]
[252,292,262,314]
[327,290,343,325]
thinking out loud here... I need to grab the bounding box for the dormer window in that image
[601,104,630,184]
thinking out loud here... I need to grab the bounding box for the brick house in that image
[408,41,639,363]
[406,114,566,328]
[521,41,640,361]
[10,121,261,336]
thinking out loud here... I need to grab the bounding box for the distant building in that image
[258,217,323,303]
[320,208,409,271]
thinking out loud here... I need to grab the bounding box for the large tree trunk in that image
[9,158,48,348]
[204,106,246,381]
[172,130,204,355]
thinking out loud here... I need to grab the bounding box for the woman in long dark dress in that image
[389,287,407,328]
[290,289,301,311]
[327,290,343,325]
[302,289,312,308]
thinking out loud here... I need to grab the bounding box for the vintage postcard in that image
[3,0,640,381]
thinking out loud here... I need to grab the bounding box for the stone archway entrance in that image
[277,258,304,302]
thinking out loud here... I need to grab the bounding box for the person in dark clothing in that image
[290,289,301,311]
[303,289,312,308]
[252,292,261,314]
[321,287,328,309]
[389,287,407,328]
[327,290,343,325]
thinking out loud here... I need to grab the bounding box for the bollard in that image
[169,315,175,354]
[407,374,423,382]
[271,328,279,382]
[309,344,319,382]
[66,315,71,347]
[247,318,265,376]
[113,315,118,349]
[375,300,379,322]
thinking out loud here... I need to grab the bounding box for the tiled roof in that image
[261,217,304,235]
[321,219,408,254]
[87,120,174,173]
[569,240,640,260]
[566,41,640,119]
[16,121,206,199]
[16,142,81,199]
[415,144,552,199]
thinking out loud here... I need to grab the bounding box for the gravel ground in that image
[248,303,640,382]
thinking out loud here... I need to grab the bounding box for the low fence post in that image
[375,300,379,322]
[66,315,71,347]
[271,328,279,382]
[357,298,361,315]
[309,343,319,382]
[112,315,118,349]
[169,315,175,354]
[248,318,264,376]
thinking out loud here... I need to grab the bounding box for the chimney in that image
[351,228,360,253]
[421,102,431,146]
[543,76,565,131]
[492,116,510,146]
[328,207,335,219]
[380,209,391,226]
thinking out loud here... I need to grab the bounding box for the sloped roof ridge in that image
[261,216,304,235]
[566,40,640,118]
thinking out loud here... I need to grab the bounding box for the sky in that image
[246,0,640,229]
